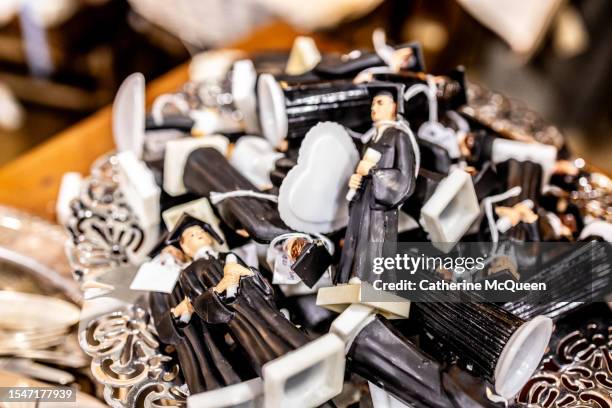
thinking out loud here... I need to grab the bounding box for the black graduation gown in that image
[179,254,309,376]
[149,289,242,394]
[337,125,416,284]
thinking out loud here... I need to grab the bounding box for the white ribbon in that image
[269,232,335,256]
[372,28,395,67]
[482,186,522,247]
[209,190,278,205]
[361,119,421,178]
[403,76,438,125]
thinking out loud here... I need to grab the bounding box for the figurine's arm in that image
[214,254,254,298]
[371,130,416,207]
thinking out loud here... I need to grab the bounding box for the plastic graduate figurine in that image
[149,287,245,395]
[170,218,344,407]
[336,83,419,285]
[165,216,310,376]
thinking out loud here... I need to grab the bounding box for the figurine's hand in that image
[171,297,194,323]
[215,263,254,295]
[223,262,254,278]
[353,72,373,84]
[349,174,363,190]
[495,202,538,226]
[356,159,375,176]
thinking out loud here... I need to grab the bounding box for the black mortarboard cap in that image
[149,213,224,257]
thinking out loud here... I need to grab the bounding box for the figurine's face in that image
[371,95,396,123]
[180,226,214,258]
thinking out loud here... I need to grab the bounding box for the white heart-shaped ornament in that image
[278,122,359,233]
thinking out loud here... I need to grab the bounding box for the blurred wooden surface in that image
[0,22,346,221]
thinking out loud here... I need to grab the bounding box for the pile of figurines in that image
[57,30,611,408]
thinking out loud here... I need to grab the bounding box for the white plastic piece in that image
[136,224,163,265]
[151,93,190,126]
[191,108,242,135]
[189,49,246,83]
[231,59,260,134]
[579,220,612,242]
[17,0,78,29]
[129,252,183,293]
[231,241,259,269]
[278,271,333,297]
[316,282,410,319]
[330,303,376,352]
[494,315,553,399]
[418,121,461,159]
[491,139,557,187]
[188,377,263,408]
[544,211,564,238]
[285,36,322,75]
[278,122,359,234]
[420,169,480,253]
[113,73,145,159]
[257,74,287,148]
[482,186,522,245]
[369,381,412,408]
[408,76,461,160]
[262,334,345,408]
[0,81,24,131]
[495,216,512,234]
[115,151,160,228]
[397,211,419,233]
[161,197,227,252]
[162,135,230,196]
[56,172,82,226]
[456,0,562,55]
[272,254,301,285]
[230,136,283,189]
[372,28,395,67]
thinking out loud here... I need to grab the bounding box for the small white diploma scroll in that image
[130,252,182,293]
[346,147,382,201]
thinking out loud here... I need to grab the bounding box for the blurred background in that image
[0,0,609,171]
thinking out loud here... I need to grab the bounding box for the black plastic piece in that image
[183,147,292,243]
[291,241,333,287]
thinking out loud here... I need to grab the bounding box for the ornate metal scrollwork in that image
[80,306,186,407]
[516,322,612,408]
[64,154,150,280]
